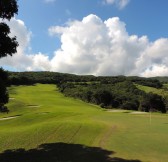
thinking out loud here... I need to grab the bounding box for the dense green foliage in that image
[127,76,162,88]
[152,76,168,83]
[57,80,166,113]
[137,84,168,112]
[8,71,162,88]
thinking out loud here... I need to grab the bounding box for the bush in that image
[100,103,105,108]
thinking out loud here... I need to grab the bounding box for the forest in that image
[2,71,166,113]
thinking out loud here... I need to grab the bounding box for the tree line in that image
[8,71,162,88]
[0,71,166,113]
[0,0,18,113]
[5,71,166,113]
[56,79,166,113]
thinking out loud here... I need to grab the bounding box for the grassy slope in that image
[0,84,168,162]
[136,84,168,96]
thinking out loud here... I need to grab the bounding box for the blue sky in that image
[1,0,168,76]
[16,0,168,54]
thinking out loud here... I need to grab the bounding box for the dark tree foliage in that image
[0,67,8,82]
[56,79,166,113]
[92,90,113,106]
[0,23,18,58]
[0,79,9,105]
[0,0,18,112]
[0,0,18,20]
[0,68,9,112]
[127,76,162,88]
[140,93,166,113]
[0,0,19,58]
[8,71,163,88]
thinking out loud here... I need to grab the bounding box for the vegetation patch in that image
[57,80,166,113]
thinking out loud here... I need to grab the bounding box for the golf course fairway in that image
[0,84,168,162]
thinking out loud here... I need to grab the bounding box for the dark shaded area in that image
[0,0,18,20]
[0,143,141,162]
[0,0,18,113]
[0,68,9,111]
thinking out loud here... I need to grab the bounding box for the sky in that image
[1,0,168,77]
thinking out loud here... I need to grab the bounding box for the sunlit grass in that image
[0,84,167,162]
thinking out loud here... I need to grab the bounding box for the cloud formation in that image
[0,18,51,71]
[1,15,168,77]
[103,0,130,9]
[49,14,168,77]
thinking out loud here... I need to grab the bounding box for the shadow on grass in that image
[0,142,141,162]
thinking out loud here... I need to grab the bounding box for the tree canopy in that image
[0,0,18,112]
[0,0,18,20]
[0,0,18,58]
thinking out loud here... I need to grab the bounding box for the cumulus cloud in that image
[48,14,168,77]
[0,18,51,71]
[103,0,130,9]
[1,15,168,77]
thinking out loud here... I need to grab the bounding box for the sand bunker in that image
[130,111,148,114]
[107,109,129,113]
[9,98,15,100]
[0,116,18,121]
[107,110,148,114]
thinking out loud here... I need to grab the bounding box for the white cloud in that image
[2,15,168,77]
[0,18,51,71]
[48,14,145,75]
[48,14,168,77]
[103,0,130,9]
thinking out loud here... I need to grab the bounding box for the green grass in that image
[136,84,168,97]
[0,84,168,162]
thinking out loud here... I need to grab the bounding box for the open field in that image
[0,84,168,162]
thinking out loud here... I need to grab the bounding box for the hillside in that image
[5,71,167,113]
[0,84,168,162]
[8,71,162,88]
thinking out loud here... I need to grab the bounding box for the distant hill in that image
[8,71,162,88]
[7,71,167,113]
[151,76,168,83]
